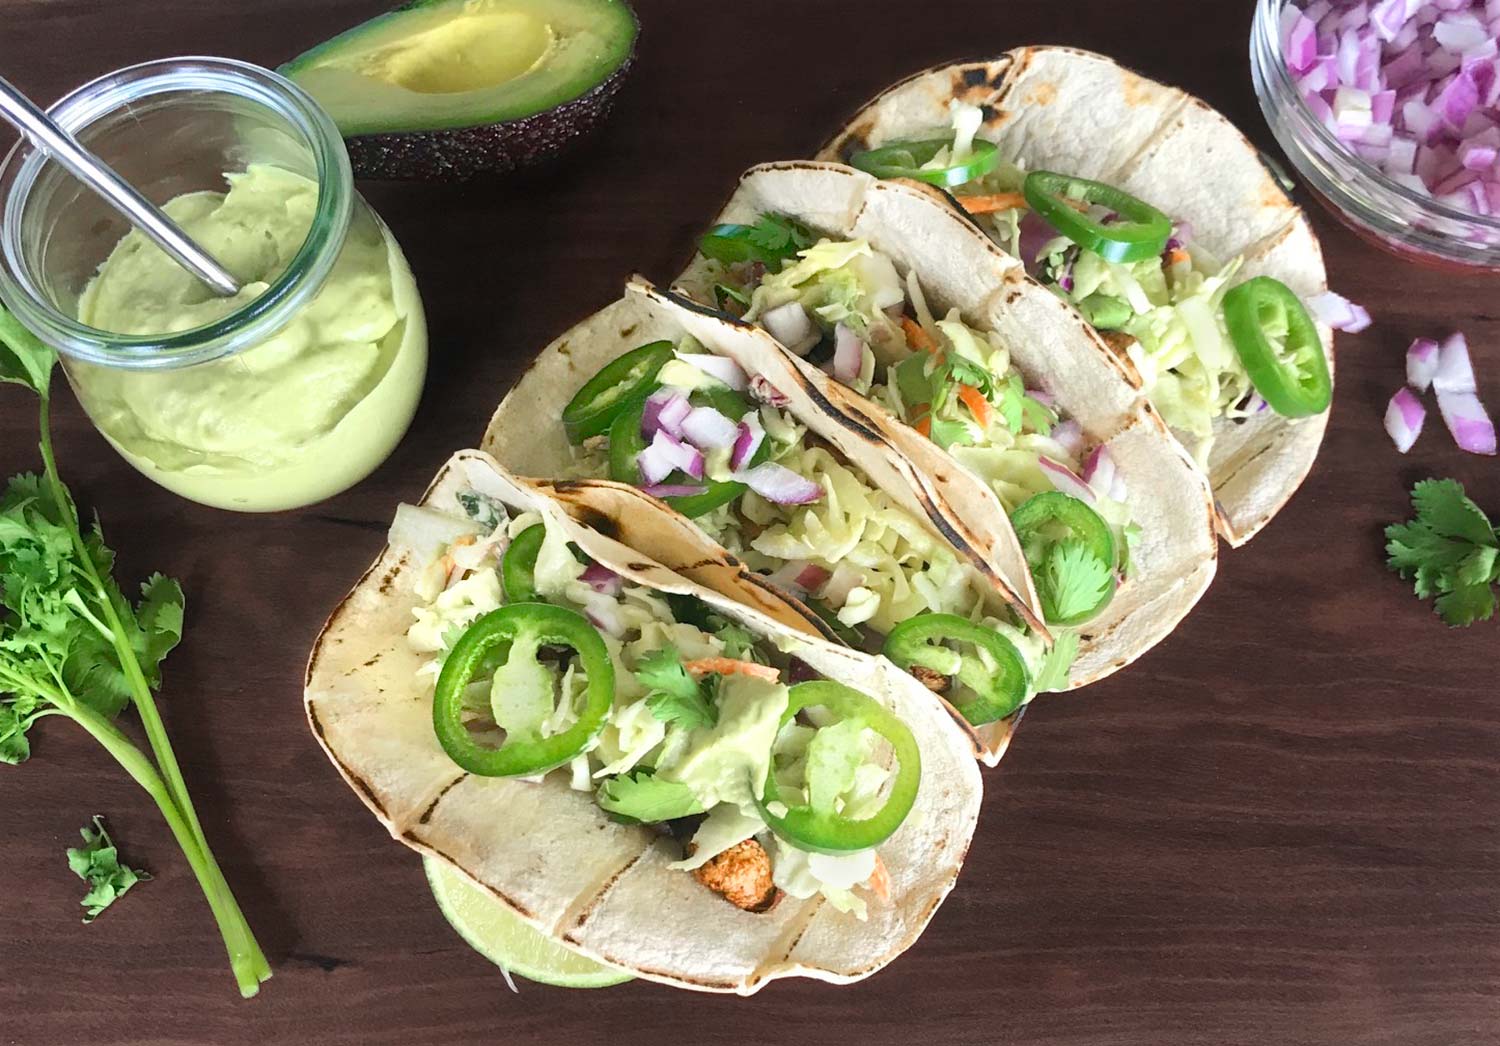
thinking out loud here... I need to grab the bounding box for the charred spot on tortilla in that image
[361,652,383,668]
[626,561,655,573]
[563,850,646,932]
[800,379,884,443]
[418,773,467,825]
[619,323,638,338]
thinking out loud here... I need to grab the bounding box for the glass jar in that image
[0,58,428,511]
[1251,0,1500,272]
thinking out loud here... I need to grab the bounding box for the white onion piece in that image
[1385,386,1427,452]
[832,323,865,384]
[1433,331,1478,393]
[1039,457,1097,504]
[736,462,825,504]
[1407,336,1442,391]
[677,353,749,391]
[731,414,766,471]
[1307,290,1372,332]
[583,592,626,638]
[388,503,484,560]
[680,405,740,450]
[642,482,708,499]
[1437,388,1498,453]
[821,563,866,606]
[761,302,820,356]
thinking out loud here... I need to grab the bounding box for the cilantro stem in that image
[33,393,270,996]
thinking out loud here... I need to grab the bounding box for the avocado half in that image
[281,0,638,181]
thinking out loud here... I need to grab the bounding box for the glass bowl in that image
[1251,0,1500,272]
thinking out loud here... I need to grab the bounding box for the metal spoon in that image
[0,74,243,297]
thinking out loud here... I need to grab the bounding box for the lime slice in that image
[423,856,632,988]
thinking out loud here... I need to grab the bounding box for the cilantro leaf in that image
[1434,583,1496,627]
[929,418,976,450]
[66,816,150,923]
[0,694,38,764]
[0,307,54,395]
[133,573,185,684]
[1033,631,1080,693]
[713,622,760,662]
[1040,541,1114,622]
[636,646,716,729]
[596,771,704,823]
[746,214,815,258]
[1385,478,1500,627]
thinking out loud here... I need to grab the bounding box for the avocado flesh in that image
[282,0,636,179]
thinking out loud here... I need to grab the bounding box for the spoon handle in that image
[0,74,243,297]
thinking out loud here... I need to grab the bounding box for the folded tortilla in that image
[816,47,1334,546]
[304,449,983,993]
[671,162,1219,695]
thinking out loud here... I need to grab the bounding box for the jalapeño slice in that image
[1222,276,1332,418]
[1022,171,1172,264]
[1010,491,1118,626]
[850,137,1000,187]
[562,340,673,444]
[883,613,1030,725]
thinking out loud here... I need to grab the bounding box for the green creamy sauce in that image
[656,673,788,811]
[70,163,425,511]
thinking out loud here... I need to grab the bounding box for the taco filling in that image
[556,327,1077,725]
[694,214,1135,650]
[395,494,922,918]
[845,100,1333,465]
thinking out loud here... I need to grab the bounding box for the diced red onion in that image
[1285,0,1500,217]
[681,405,740,450]
[1307,290,1373,331]
[1407,336,1442,389]
[736,462,825,504]
[1080,445,1130,502]
[638,430,703,484]
[1051,418,1086,457]
[677,352,748,391]
[580,561,623,596]
[583,593,626,638]
[1432,330,1478,392]
[766,560,829,593]
[1039,457,1097,504]
[642,482,709,498]
[1437,389,1498,452]
[1385,386,1427,451]
[832,323,865,384]
[643,388,692,440]
[749,374,790,407]
[1018,210,1058,266]
[730,413,765,471]
[760,302,820,356]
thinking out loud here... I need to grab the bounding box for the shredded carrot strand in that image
[913,408,933,438]
[866,855,892,902]
[954,191,1028,215]
[1165,247,1191,267]
[956,383,991,429]
[900,315,938,355]
[683,658,782,682]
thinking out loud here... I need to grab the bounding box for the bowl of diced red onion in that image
[1253,0,1500,270]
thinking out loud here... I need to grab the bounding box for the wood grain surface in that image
[1,1,1497,1043]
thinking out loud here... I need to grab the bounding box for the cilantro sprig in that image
[746,214,815,259]
[635,646,717,730]
[596,769,703,823]
[1386,478,1499,627]
[0,309,269,995]
[67,815,150,923]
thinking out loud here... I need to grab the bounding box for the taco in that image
[304,450,983,993]
[670,162,1218,698]
[483,278,1097,763]
[817,47,1336,546]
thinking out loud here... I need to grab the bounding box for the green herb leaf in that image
[596,770,704,823]
[66,815,150,923]
[747,214,815,257]
[1041,540,1114,622]
[713,622,760,662]
[637,646,716,729]
[0,308,54,395]
[1033,631,1080,693]
[929,419,976,450]
[1386,478,1500,627]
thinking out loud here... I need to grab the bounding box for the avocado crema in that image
[68,164,425,512]
[401,494,916,918]
[282,0,638,179]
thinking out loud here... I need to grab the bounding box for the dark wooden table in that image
[2,1,1497,1043]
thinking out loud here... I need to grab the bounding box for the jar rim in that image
[0,57,354,370]
[1252,0,1500,241]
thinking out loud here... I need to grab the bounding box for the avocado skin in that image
[343,58,631,181]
